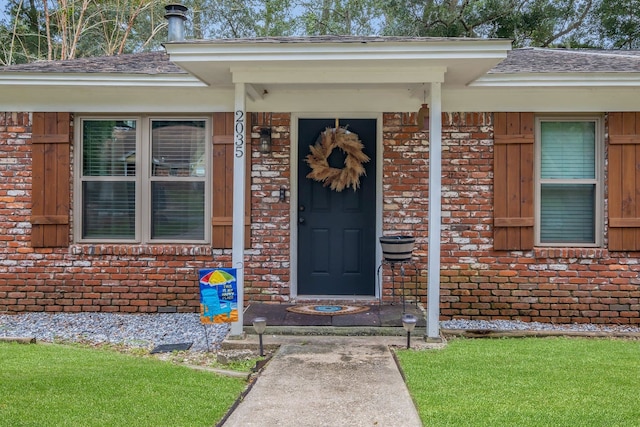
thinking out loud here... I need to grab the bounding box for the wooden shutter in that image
[211,112,251,249]
[493,112,535,250]
[31,112,71,248]
[608,112,640,251]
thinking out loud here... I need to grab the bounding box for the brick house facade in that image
[2,109,639,325]
[2,38,640,333]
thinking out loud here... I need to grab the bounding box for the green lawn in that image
[397,337,640,427]
[0,343,246,427]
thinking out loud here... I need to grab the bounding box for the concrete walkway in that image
[221,335,426,427]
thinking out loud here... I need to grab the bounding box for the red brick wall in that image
[381,112,639,325]
[0,112,293,313]
[245,113,292,302]
[2,111,639,324]
[380,113,429,302]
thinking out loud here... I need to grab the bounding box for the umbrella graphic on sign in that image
[199,268,238,324]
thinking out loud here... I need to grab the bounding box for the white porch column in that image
[426,81,442,341]
[230,83,246,337]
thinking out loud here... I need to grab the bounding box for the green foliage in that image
[80,1,168,55]
[188,0,297,38]
[595,0,640,48]
[379,0,596,47]
[0,0,169,65]
[299,0,384,35]
[0,0,47,64]
[397,337,640,426]
[0,342,246,427]
[1,0,640,66]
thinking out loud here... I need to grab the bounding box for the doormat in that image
[150,342,193,354]
[286,305,370,316]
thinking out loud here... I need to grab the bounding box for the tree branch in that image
[42,0,53,60]
[542,0,593,47]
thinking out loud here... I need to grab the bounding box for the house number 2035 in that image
[234,110,245,158]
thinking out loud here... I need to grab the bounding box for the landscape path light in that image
[252,317,267,356]
[402,313,417,349]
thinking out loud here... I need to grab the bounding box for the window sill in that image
[534,247,608,259]
[70,244,217,256]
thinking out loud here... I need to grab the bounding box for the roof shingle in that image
[490,47,640,73]
[2,41,640,76]
[0,51,185,74]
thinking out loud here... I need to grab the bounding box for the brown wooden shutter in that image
[493,112,535,250]
[211,112,251,249]
[608,112,640,251]
[31,112,71,248]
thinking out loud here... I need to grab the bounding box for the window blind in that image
[540,184,595,243]
[82,120,137,239]
[541,122,595,179]
[150,120,207,240]
[539,121,597,244]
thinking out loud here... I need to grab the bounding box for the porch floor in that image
[243,303,425,328]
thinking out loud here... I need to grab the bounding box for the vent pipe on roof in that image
[165,4,188,42]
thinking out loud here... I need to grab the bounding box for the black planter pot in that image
[379,235,415,262]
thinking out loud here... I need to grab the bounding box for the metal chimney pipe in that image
[164,4,188,42]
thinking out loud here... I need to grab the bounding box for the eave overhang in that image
[163,38,513,88]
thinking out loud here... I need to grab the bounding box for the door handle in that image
[299,217,305,224]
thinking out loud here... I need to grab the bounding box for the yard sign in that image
[198,268,238,324]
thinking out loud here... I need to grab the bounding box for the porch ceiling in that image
[163,37,512,94]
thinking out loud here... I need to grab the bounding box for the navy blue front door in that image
[297,119,376,296]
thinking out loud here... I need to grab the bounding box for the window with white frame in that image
[77,117,210,243]
[536,117,602,246]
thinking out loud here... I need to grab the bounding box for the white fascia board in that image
[0,73,206,87]
[165,40,512,63]
[472,73,640,87]
[231,65,446,84]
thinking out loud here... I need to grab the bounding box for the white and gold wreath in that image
[305,127,370,192]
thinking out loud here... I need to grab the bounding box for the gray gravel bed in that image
[0,313,230,352]
[441,318,640,333]
[2,314,639,352]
